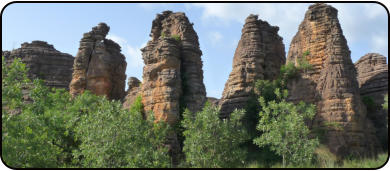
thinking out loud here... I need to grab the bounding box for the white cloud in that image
[371,34,388,56]
[193,3,388,58]
[107,34,146,89]
[192,3,310,50]
[106,34,144,68]
[208,31,223,45]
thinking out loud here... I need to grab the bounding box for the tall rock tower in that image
[219,14,286,118]
[287,3,379,157]
[140,11,206,124]
[355,53,388,150]
[3,41,74,89]
[69,23,127,100]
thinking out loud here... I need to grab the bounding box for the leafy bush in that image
[73,95,171,168]
[254,88,319,167]
[362,96,376,112]
[2,57,67,168]
[171,34,181,42]
[2,58,171,168]
[182,103,250,168]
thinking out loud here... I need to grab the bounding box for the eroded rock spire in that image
[69,23,127,100]
[219,14,286,118]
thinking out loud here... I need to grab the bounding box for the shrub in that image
[171,34,181,42]
[73,95,171,168]
[362,96,376,112]
[254,88,319,167]
[182,103,250,168]
[2,57,68,168]
[2,58,171,168]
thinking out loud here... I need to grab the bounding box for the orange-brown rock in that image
[141,11,206,124]
[287,3,379,157]
[219,14,286,118]
[69,23,127,100]
[3,41,74,89]
[141,37,182,124]
[355,53,388,150]
[122,77,142,109]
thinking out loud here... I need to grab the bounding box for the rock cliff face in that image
[2,41,74,89]
[355,53,388,150]
[122,77,142,109]
[69,23,127,100]
[141,11,206,124]
[219,14,286,118]
[287,3,379,157]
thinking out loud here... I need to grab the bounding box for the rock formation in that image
[69,23,127,100]
[219,14,286,118]
[287,3,379,157]
[141,11,206,124]
[122,77,142,109]
[206,97,220,107]
[355,53,388,150]
[2,41,74,89]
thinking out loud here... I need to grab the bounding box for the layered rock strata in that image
[355,53,388,150]
[141,11,206,124]
[219,14,286,118]
[69,23,127,100]
[122,77,142,109]
[3,41,74,89]
[287,3,379,157]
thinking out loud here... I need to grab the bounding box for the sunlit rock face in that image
[141,11,206,124]
[287,3,380,157]
[69,23,127,100]
[355,53,388,151]
[3,40,74,89]
[219,14,286,118]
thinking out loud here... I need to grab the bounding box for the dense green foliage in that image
[2,57,66,168]
[73,95,171,168]
[362,96,376,112]
[253,88,319,167]
[2,57,171,168]
[181,103,250,168]
[3,56,385,168]
[383,94,388,110]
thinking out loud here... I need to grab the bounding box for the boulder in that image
[122,77,142,109]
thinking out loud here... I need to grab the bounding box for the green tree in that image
[2,58,171,168]
[253,88,319,167]
[2,57,66,168]
[181,103,250,168]
[72,95,171,168]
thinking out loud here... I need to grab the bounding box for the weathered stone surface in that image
[287,3,379,157]
[219,14,286,118]
[206,97,220,107]
[355,53,388,150]
[3,41,74,89]
[141,11,206,124]
[122,77,142,109]
[69,23,127,100]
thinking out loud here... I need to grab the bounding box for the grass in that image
[245,152,388,168]
[341,153,388,168]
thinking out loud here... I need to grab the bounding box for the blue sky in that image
[2,3,388,98]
